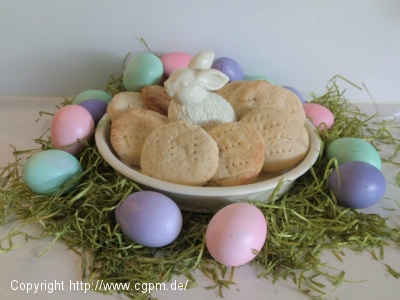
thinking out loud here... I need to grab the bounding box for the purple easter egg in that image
[328,161,386,209]
[115,191,183,247]
[211,57,244,82]
[283,86,306,104]
[78,99,108,125]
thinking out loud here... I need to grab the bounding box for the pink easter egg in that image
[50,105,95,155]
[205,203,267,267]
[303,103,334,131]
[161,52,192,77]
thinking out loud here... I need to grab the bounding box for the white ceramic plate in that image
[95,115,321,212]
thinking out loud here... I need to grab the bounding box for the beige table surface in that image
[0,96,399,300]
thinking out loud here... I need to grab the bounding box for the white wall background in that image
[0,0,399,103]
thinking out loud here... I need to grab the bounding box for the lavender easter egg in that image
[211,57,244,82]
[328,161,386,209]
[283,86,306,104]
[78,99,108,125]
[115,191,183,247]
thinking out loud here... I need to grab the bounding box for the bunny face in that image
[164,69,208,104]
[164,68,229,105]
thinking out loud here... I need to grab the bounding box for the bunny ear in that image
[188,51,215,71]
[196,69,229,91]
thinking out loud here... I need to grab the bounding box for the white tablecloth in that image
[0,96,399,300]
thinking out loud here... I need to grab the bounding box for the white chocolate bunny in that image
[164,51,237,131]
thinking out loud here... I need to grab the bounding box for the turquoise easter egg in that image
[22,149,83,195]
[247,75,274,84]
[123,53,163,92]
[72,90,112,104]
[326,137,382,170]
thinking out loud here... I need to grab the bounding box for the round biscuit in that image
[240,109,309,173]
[207,122,265,187]
[140,120,219,186]
[226,81,253,118]
[107,92,148,121]
[236,80,304,120]
[110,109,169,166]
[214,80,247,101]
[141,85,171,116]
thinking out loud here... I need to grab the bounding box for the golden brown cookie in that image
[140,120,219,186]
[110,109,169,166]
[141,85,171,116]
[206,122,265,187]
[107,92,148,121]
[240,108,309,173]
[236,80,304,120]
[222,81,252,119]
[214,80,247,101]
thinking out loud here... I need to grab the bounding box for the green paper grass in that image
[1,75,399,299]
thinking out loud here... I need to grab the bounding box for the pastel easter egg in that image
[211,57,244,82]
[115,191,183,247]
[161,52,192,77]
[247,75,274,84]
[72,90,112,104]
[303,103,334,130]
[78,99,108,125]
[22,149,82,195]
[328,161,386,209]
[327,137,382,170]
[205,203,267,267]
[123,53,164,92]
[283,86,306,104]
[50,105,95,155]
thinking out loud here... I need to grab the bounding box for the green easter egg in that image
[326,137,382,170]
[73,90,112,104]
[123,53,163,92]
[22,149,83,195]
[246,75,274,84]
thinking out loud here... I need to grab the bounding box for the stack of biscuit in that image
[108,86,171,167]
[107,80,309,187]
[216,80,308,173]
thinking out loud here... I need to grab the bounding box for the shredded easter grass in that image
[1,75,399,299]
